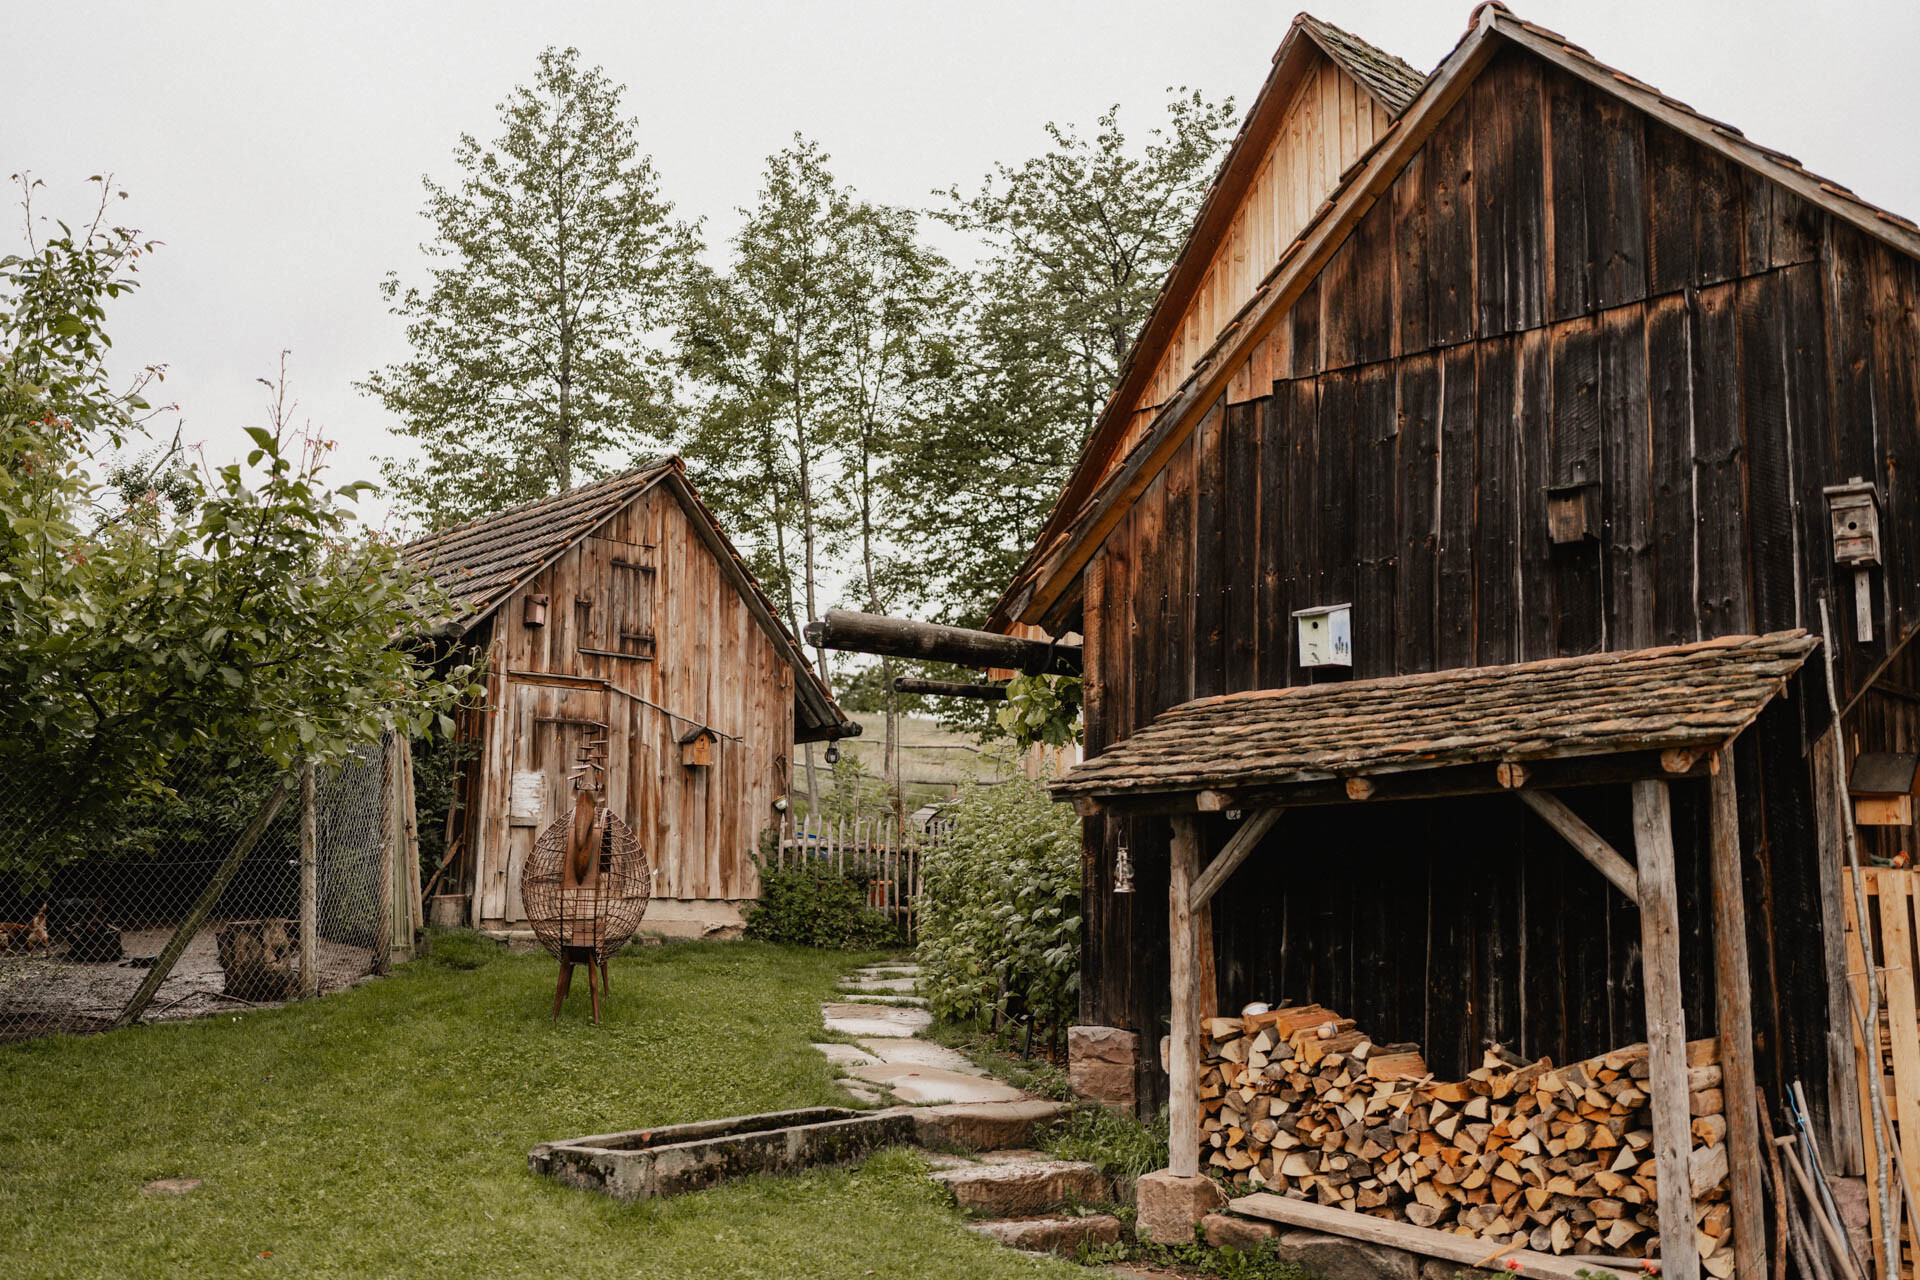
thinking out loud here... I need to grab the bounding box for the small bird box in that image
[1546,481,1601,545]
[523,593,550,627]
[1824,478,1882,566]
[1850,752,1920,827]
[1292,603,1352,668]
[679,727,717,768]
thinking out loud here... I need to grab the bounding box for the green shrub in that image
[743,857,901,949]
[1040,1102,1169,1181]
[915,775,1080,1040]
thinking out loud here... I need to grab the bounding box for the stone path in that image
[810,962,1117,1259]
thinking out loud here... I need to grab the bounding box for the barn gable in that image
[998,1,1920,667]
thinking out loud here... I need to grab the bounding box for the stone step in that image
[931,1158,1110,1217]
[811,1042,882,1068]
[820,1002,931,1038]
[909,1099,1067,1152]
[836,976,920,994]
[966,1213,1124,1256]
[832,991,928,1007]
[855,1037,983,1075]
[848,1063,1026,1106]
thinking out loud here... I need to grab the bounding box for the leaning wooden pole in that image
[1709,746,1766,1280]
[114,780,292,1028]
[299,759,318,999]
[1631,778,1702,1280]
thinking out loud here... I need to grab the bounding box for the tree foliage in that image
[365,47,699,527]
[915,776,1082,1037]
[901,89,1236,624]
[0,179,480,876]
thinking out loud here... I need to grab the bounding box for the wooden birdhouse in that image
[1850,752,1920,827]
[1546,481,1601,545]
[523,593,549,627]
[679,727,717,768]
[1292,603,1352,668]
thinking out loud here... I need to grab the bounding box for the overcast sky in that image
[7,0,1918,536]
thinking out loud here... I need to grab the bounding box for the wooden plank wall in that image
[1082,46,1914,1120]
[1846,641,1920,865]
[1117,56,1397,460]
[469,484,793,921]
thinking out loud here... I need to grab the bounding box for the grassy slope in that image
[0,939,1072,1280]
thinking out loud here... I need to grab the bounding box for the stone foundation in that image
[1134,1170,1228,1243]
[1068,1024,1139,1109]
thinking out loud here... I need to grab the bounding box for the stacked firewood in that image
[1197,1004,1735,1274]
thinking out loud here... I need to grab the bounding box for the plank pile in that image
[1198,1004,1736,1274]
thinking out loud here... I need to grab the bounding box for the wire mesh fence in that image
[0,736,398,1042]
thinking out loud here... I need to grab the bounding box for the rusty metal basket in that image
[519,808,651,965]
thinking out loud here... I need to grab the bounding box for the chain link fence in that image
[0,736,400,1042]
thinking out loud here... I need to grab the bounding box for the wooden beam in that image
[803,608,1080,675]
[1515,790,1639,901]
[1709,748,1766,1280]
[1168,816,1204,1179]
[1190,808,1286,911]
[1812,727,1868,1176]
[1631,779,1702,1280]
[1228,1193,1605,1280]
[1069,748,1717,816]
[892,677,1008,701]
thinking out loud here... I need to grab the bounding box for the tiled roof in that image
[1052,631,1818,803]
[401,462,675,627]
[1299,14,1426,115]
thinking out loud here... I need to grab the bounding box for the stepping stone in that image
[922,1148,1047,1171]
[967,1213,1124,1256]
[811,1042,882,1068]
[821,1002,931,1038]
[838,1080,887,1105]
[837,976,920,994]
[855,1037,984,1075]
[847,1063,1026,1106]
[854,963,920,976]
[931,1158,1110,1216]
[911,1099,1068,1151]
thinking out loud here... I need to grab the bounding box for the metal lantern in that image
[519,737,650,1022]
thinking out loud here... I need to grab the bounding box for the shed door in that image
[499,683,611,922]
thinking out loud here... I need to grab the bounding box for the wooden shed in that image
[989,6,1920,1275]
[405,460,851,938]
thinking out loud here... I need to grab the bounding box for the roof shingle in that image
[1053,631,1818,803]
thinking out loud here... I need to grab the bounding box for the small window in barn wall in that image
[611,559,656,659]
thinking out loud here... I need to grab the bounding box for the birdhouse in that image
[1292,603,1352,668]
[679,727,717,768]
[1824,478,1882,565]
[1546,481,1601,545]
[1850,752,1920,827]
[523,593,549,627]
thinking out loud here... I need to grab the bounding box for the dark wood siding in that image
[1077,46,1914,1133]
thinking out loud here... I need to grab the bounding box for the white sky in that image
[7,0,1918,540]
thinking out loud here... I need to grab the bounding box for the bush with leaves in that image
[915,775,1081,1041]
[742,855,900,950]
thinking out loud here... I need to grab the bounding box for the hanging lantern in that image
[824,743,841,765]
[1114,845,1134,894]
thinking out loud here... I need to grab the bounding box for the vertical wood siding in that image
[1081,47,1910,1121]
[469,484,793,921]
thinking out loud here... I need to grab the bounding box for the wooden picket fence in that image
[1843,866,1920,1279]
[772,813,944,940]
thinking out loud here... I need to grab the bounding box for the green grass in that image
[0,935,1077,1280]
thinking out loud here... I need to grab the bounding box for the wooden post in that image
[1169,816,1203,1179]
[375,735,395,975]
[1632,778,1701,1280]
[1813,727,1868,1176]
[392,736,417,963]
[299,759,318,999]
[1710,749,1765,1280]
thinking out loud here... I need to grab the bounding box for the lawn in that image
[0,936,1078,1280]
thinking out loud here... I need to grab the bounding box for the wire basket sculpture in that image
[519,737,649,1021]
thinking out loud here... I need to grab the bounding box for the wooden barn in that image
[405,460,852,939]
[984,5,1920,1275]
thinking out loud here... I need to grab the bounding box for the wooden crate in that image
[1842,867,1920,1279]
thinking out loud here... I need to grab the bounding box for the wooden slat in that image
[1516,789,1638,900]
[1709,748,1766,1280]
[1190,808,1286,910]
[1632,778,1701,1280]
[1876,873,1920,1268]
[1228,1193,1601,1280]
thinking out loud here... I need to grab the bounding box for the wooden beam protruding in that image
[1515,790,1639,901]
[1496,762,1530,789]
[1708,747,1766,1280]
[1344,777,1376,800]
[1190,809,1286,912]
[1631,778,1702,1280]
[803,608,1080,675]
[1168,816,1204,1179]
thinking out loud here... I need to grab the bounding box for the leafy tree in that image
[904,89,1237,625]
[364,47,699,527]
[0,180,479,877]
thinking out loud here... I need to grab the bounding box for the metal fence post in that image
[299,759,318,998]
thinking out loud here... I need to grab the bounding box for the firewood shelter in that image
[1053,631,1822,1280]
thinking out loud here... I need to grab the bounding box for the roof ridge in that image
[1294,12,1427,112]
[404,458,674,550]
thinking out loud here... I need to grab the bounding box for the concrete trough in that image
[529,1106,919,1200]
